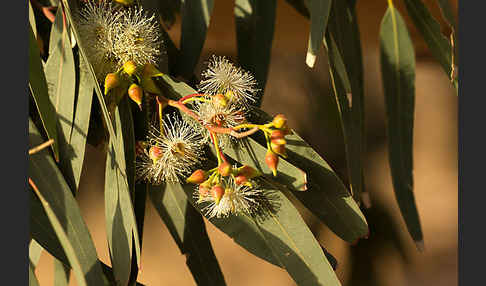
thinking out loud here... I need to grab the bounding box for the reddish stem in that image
[30,0,56,23]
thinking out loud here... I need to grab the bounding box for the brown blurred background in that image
[35,0,458,285]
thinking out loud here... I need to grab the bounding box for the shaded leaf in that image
[177,0,214,78]
[68,56,94,190]
[54,258,71,286]
[326,0,366,204]
[306,0,332,68]
[379,5,423,246]
[234,0,277,106]
[29,119,105,285]
[402,0,457,89]
[29,24,59,160]
[149,183,226,286]
[437,0,457,30]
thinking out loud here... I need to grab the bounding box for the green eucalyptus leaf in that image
[326,0,366,204]
[149,183,226,286]
[54,258,71,286]
[29,1,37,38]
[177,0,214,78]
[104,102,141,286]
[29,240,44,268]
[29,119,105,285]
[29,24,59,160]
[379,5,424,247]
[234,0,277,106]
[402,0,457,90]
[306,0,332,68]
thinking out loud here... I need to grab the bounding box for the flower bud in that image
[123,60,137,76]
[237,165,260,179]
[235,175,248,185]
[198,184,210,197]
[272,114,287,129]
[149,146,163,163]
[212,94,228,107]
[270,137,286,146]
[104,73,120,95]
[265,150,279,177]
[218,162,232,177]
[270,141,287,157]
[128,83,143,109]
[186,169,208,184]
[114,0,134,5]
[211,185,225,205]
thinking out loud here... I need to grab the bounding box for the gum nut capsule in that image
[238,165,260,179]
[218,162,232,177]
[270,141,286,157]
[272,114,287,129]
[235,175,248,185]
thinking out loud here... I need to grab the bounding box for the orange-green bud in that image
[270,130,286,142]
[149,146,163,163]
[104,73,120,95]
[270,141,287,157]
[237,165,260,179]
[123,61,137,76]
[272,114,287,129]
[270,137,286,146]
[186,169,208,184]
[212,94,228,107]
[128,83,143,109]
[211,185,225,204]
[235,175,248,185]
[114,0,134,5]
[218,162,232,177]
[265,150,279,177]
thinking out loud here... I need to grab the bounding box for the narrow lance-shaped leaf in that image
[379,5,424,248]
[306,0,332,68]
[402,0,457,90]
[437,0,457,30]
[104,103,141,286]
[149,183,226,286]
[177,0,214,78]
[234,0,277,106]
[29,262,40,286]
[54,258,71,286]
[29,24,59,160]
[29,119,105,285]
[44,7,78,189]
[326,0,366,204]
[29,240,43,268]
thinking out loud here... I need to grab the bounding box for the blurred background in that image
[35,0,458,285]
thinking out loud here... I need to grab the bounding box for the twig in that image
[29,139,55,155]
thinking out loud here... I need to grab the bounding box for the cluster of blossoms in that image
[78,1,291,218]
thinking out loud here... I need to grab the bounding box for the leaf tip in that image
[306,52,316,68]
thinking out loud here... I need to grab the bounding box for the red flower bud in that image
[265,150,279,177]
[198,184,210,197]
[211,185,225,204]
[186,169,208,184]
[128,83,143,109]
[272,114,287,129]
[212,94,228,107]
[149,146,163,163]
[218,162,232,177]
[270,141,287,157]
[237,165,261,179]
[235,175,248,185]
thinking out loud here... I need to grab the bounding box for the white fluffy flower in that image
[113,6,162,68]
[194,100,246,149]
[136,116,203,184]
[197,178,264,219]
[198,56,259,107]
[76,0,121,80]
